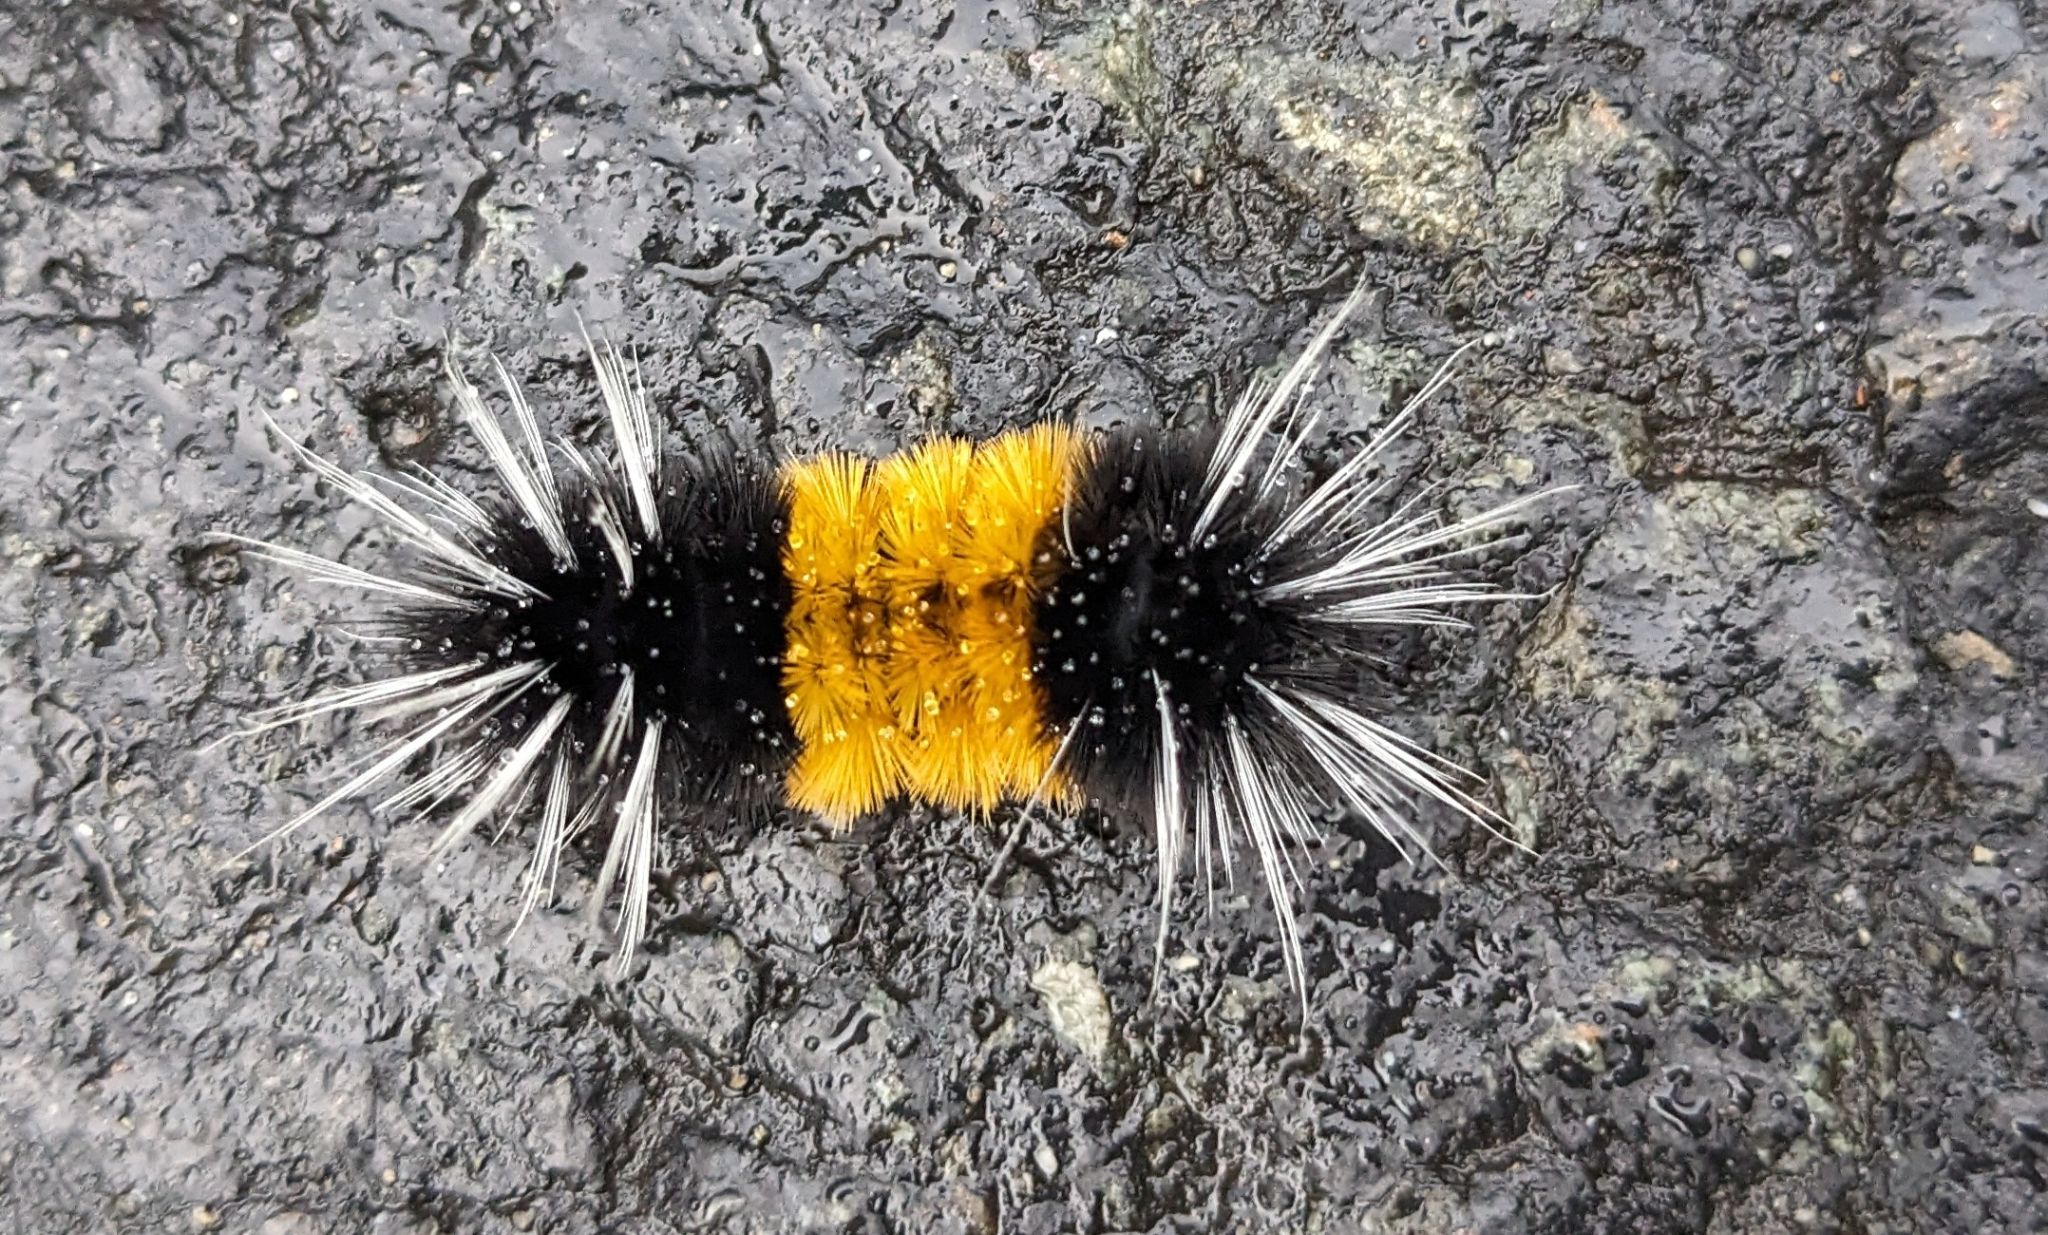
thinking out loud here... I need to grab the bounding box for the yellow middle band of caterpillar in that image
[782,423,1083,823]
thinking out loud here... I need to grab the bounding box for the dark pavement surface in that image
[2,1,2044,1231]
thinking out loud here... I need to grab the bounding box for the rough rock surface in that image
[2,1,2044,1231]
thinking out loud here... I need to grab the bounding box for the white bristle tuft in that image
[578,324,662,544]
[228,338,673,972]
[1127,282,1562,1015]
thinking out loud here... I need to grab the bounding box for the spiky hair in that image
[1035,286,1548,1007]
[223,289,1552,1009]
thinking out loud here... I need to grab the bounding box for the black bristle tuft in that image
[393,450,796,814]
[1033,427,1371,814]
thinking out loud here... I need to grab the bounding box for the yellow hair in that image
[781,425,1081,823]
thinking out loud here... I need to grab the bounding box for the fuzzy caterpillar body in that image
[781,427,1080,821]
[229,289,1546,1008]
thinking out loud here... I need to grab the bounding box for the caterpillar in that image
[226,285,1547,1010]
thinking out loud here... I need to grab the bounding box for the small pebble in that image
[1033,1140,1059,1178]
